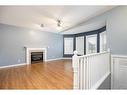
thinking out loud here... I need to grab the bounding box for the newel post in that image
[72,50,79,89]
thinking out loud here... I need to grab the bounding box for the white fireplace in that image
[25,47,47,64]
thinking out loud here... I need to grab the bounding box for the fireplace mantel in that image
[25,47,47,64]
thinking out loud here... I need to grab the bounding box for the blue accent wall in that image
[0,23,63,66]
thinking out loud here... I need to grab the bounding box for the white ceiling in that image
[0,6,115,34]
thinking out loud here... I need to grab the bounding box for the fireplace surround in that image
[25,47,47,64]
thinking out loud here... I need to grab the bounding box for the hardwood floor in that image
[0,59,73,89]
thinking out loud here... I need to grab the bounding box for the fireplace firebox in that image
[31,52,43,63]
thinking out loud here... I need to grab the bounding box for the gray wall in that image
[106,6,127,55]
[0,23,63,66]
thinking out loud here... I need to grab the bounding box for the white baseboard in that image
[0,63,26,69]
[46,58,63,62]
[62,57,72,59]
[46,57,72,62]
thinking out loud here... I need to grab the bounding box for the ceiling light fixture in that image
[56,19,63,31]
[57,19,61,27]
[40,24,44,27]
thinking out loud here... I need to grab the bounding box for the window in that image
[64,37,74,54]
[100,31,107,52]
[86,34,97,54]
[76,36,84,55]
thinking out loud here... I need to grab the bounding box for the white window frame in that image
[64,37,74,55]
[86,34,97,54]
[76,36,84,55]
[100,31,107,52]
